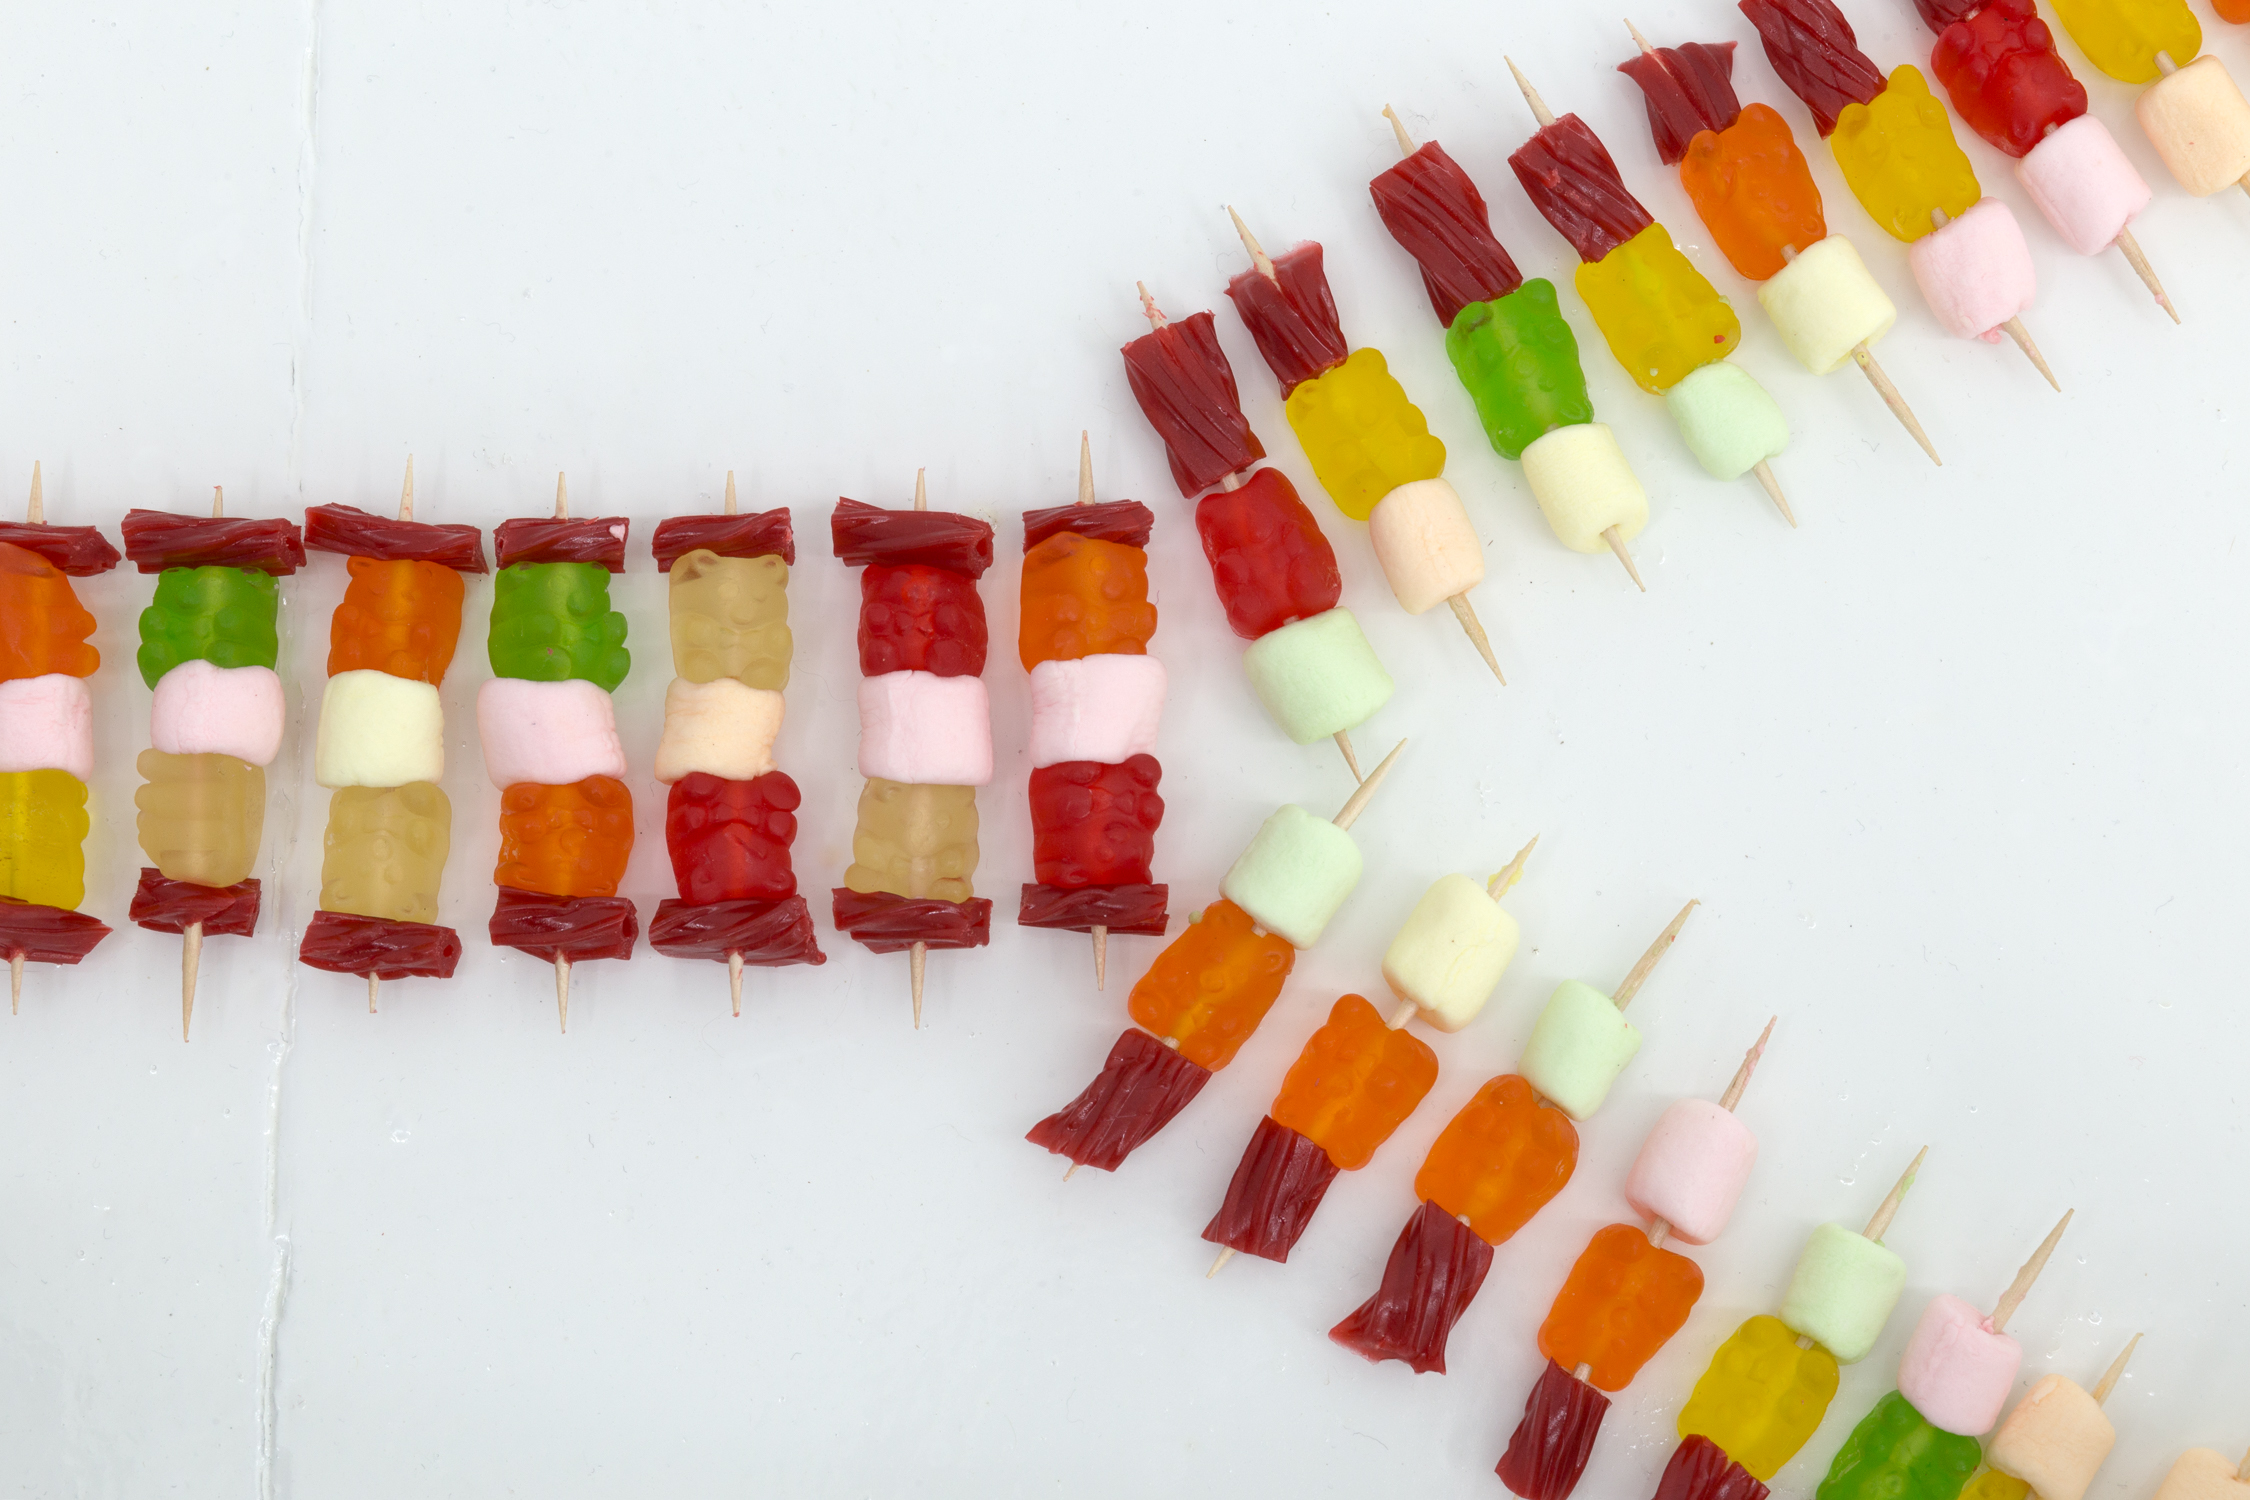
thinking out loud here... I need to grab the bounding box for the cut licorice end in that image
[1496,1358,1609,1500]
[1025,1027,1213,1172]
[1329,1200,1494,1373]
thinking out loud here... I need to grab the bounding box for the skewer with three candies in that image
[1959,1332,2143,1500]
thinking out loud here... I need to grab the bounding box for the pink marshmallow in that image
[1908,199,2037,343]
[149,660,286,766]
[1896,1292,2023,1435]
[2016,116,2150,257]
[1026,654,1165,769]
[0,674,93,781]
[476,677,627,788]
[858,671,991,786]
[1622,1098,1759,1246]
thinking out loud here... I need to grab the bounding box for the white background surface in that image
[2,2,2247,1496]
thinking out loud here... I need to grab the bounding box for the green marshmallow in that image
[1241,607,1393,745]
[1518,978,1640,1121]
[137,566,280,688]
[1780,1222,1908,1364]
[1664,361,1790,482]
[1446,280,1596,461]
[1218,804,1362,949]
[488,562,631,691]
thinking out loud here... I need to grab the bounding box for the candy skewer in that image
[911,468,930,1025]
[551,472,574,1032]
[1079,432,1107,988]
[724,471,746,1017]
[180,483,228,1040]
[13,462,40,1013]
[365,456,419,1017]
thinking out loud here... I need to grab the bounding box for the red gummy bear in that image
[665,771,800,905]
[1930,0,2087,158]
[1028,755,1163,888]
[1194,468,1342,640]
[858,563,988,677]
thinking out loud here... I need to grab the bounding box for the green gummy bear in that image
[488,562,630,691]
[1815,1390,1983,1500]
[1446,280,1595,461]
[136,567,280,688]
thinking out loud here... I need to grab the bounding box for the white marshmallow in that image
[859,671,992,786]
[2015,115,2150,255]
[653,677,784,785]
[1367,478,1484,615]
[0,675,93,782]
[476,676,627,789]
[1758,235,1896,375]
[1026,655,1164,769]
[1381,872,1520,1032]
[150,660,286,767]
[1520,423,1648,554]
[2137,54,2250,197]
[315,669,445,789]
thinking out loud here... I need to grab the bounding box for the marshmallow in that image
[1518,979,1640,1121]
[2153,1448,2250,1500]
[315,670,445,789]
[1986,1375,2115,1500]
[149,660,286,767]
[2015,115,2150,255]
[1758,235,1896,375]
[1779,1222,1907,1363]
[1219,803,1362,949]
[476,676,627,789]
[1908,199,2037,343]
[1896,1293,2022,1435]
[1664,362,1790,482]
[1026,654,1165,768]
[1241,608,1394,745]
[1520,423,1648,554]
[1623,1097,1759,1246]
[2138,54,2250,196]
[652,677,783,785]
[1381,872,1520,1033]
[1367,478,1484,615]
[0,675,93,781]
[858,671,992,786]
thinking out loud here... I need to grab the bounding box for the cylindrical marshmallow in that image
[1026,654,1165,768]
[2137,54,2250,196]
[857,670,992,786]
[1622,1097,1758,1246]
[652,677,783,785]
[1896,1292,2022,1436]
[2015,115,2150,254]
[1663,362,1790,482]
[150,659,285,767]
[1381,872,1520,1033]
[1779,1222,1907,1363]
[1367,478,1484,615]
[1907,199,2037,343]
[1219,803,1362,949]
[1986,1375,2116,1500]
[476,676,627,789]
[1518,978,1641,1121]
[316,669,445,789]
[1520,422,1648,554]
[2152,1447,2250,1500]
[0,674,93,781]
[1241,608,1394,745]
[1757,235,1896,374]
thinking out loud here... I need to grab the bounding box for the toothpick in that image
[367,972,379,1013]
[1990,1209,2073,1332]
[2112,231,2177,322]
[2237,1441,2249,1484]
[1387,999,1420,1029]
[211,486,225,519]
[2090,1334,2142,1404]
[910,467,929,1024]
[1208,1247,1236,1278]
[398,455,415,522]
[1226,205,1277,281]
[1611,900,1698,1009]
[554,472,570,520]
[1999,317,2060,391]
[1862,1146,1929,1241]
[26,461,43,525]
[724,469,739,516]
[182,921,202,1041]
[1507,57,1557,129]
[9,952,21,1014]
[1717,1016,1776,1111]
[1752,462,1796,528]
[555,954,570,1033]
[728,950,744,1016]
[1486,836,1538,900]
[1851,344,1941,464]
[1137,281,1168,330]
[1331,740,1405,831]
[1447,594,1506,684]
[1382,104,1416,156]
[1626,18,1658,54]
[1603,525,1645,591]
[1333,729,1363,781]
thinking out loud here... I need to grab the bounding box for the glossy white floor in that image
[4,2,2246,1495]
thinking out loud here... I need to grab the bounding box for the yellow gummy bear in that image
[1676,1314,1841,1481]
[1960,1470,2033,1500]
[1283,347,1446,521]
[2049,0,2200,83]
[1831,66,1981,243]
[0,769,90,911]
[1573,223,1740,395]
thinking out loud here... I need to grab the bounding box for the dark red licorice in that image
[858,564,988,677]
[1617,41,1744,164]
[1025,1028,1212,1171]
[0,524,120,576]
[0,902,111,963]
[1201,1115,1343,1263]
[121,511,305,575]
[493,516,629,571]
[1329,1200,1496,1374]
[1224,242,1352,395]
[651,508,795,569]
[831,498,995,577]
[1028,756,1162,888]
[1508,115,1658,264]
[1497,1359,1611,1500]
[647,895,826,965]
[303,504,488,572]
[1016,883,1169,935]
[1120,311,1266,497]
[1021,499,1154,551]
[830,890,993,953]
[1368,141,1525,326]
[298,911,463,979]
[1738,0,1887,137]
[1196,469,1342,641]
[489,889,638,962]
[130,870,261,936]
[1912,0,1976,30]
[1652,1436,1770,1500]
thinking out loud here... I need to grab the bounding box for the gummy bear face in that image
[1829,66,1981,241]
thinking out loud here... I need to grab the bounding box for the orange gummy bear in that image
[1538,1221,1705,1391]
[0,541,98,681]
[1018,533,1156,670]
[328,556,465,684]
[494,775,634,898]
[1415,1074,1580,1247]
[1127,899,1295,1071]
[1680,104,1828,282]
[1271,994,1439,1170]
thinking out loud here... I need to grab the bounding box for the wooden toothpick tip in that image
[1077,431,1096,506]
[9,952,21,1014]
[367,972,379,1014]
[1387,998,1420,1030]
[26,462,42,525]
[553,471,570,519]
[1092,926,1108,990]
[211,486,225,519]
[910,941,928,1027]
[2237,1441,2250,1484]
[728,950,744,1016]
[1488,836,1539,900]
[1226,205,1277,281]
[2113,229,2178,323]
[1603,525,1645,591]
[2090,1333,2142,1404]
[1331,739,1406,831]
[1852,344,1941,465]
[1447,594,1506,684]
[1136,281,1168,330]
[1753,461,1797,528]
[398,456,415,522]
[724,470,739,516]
[1626,17,1658,53]
[1506,57,1557,128]
[1332,728,1364,782]
[2000,317,2060,391]
[1990,1209,2073,1333]
[1612,899,1699,1009]
[913,468,928,512]
[1717,1016,1776,1112]
[553,954,572,1032]
[1207,1247,1236,1278]
[1382,104,1416,157]
[182,921,203,1041]
[1861,1145,1929,1242]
